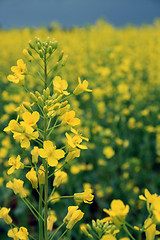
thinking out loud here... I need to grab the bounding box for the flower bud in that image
[57,94,62,102]
[61,55,68,67]
[35,91,41,98]
[60,100,68,108]
[52,62,59,72]
[23,49,29,56]
[23,102,32,112]
[27,48,32,56]
[43,106,48,114]
[29,40,35,49]
[86,224,92,232]
[48,46,53,54]
[39,50,43,58]
[52,41,58,49]
[37,42,41,50]
[30,92,38,102]
[38,96,43,105]
[58,51,64,62]
[43,88,50,98]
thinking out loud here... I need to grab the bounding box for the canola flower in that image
[63,206,84,230]
[2,37,93,240]
[7,155,24,175]
[103,200,129,227]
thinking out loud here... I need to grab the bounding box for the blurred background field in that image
[0,19,160,238]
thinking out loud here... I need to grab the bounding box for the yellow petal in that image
[48,157,58,167]
[54,149,65,159]
[39,149,48,158]
[44,140,53,150]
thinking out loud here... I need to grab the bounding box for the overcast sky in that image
[0,0,160,29]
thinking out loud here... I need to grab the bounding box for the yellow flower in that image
[47,210,57,231]
[38,165,45,185]
[65,148,81,163]
[151,196,160,224]
[65,129,88,149]
[14,123,39,149]
[39,140,65,167]
[53,76,69,95]
[8,227,19,240]
[73,77,92,95]
[49,191,60,204]
[4,119,22,133]
[103,146,115,159]
[74,189,94,204]
[11,59,26,75]
[4,119,39,149]
[22,111,40,127]
[101,235,117,240]
[53,170,68,187]
[0,207,12,224]
[139,189,158,211]
[31,146,39,164]
[7,59,26,86]
[103,200,129,227]
[7,74,25,85]
[26,168,38,189]
[7,155,24,175]
[6,178,29,198]
[144,218,160,240]
[16,227,29,240]
[63,111,80,126]
[63,206,84,230]
[23,49,29,56]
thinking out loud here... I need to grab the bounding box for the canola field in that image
[0,20,160,239]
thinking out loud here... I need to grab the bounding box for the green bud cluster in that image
[28,37,58,60]
[30,90,70,118]
[82,219,118,239]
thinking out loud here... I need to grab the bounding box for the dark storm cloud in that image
[0,0,160,29]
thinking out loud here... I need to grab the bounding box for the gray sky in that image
[0,0,160,29]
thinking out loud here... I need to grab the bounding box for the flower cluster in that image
[2,37,93,240]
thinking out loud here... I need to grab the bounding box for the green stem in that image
[48,65,64,88]
[123,225,136,240]
[48,162,66,178]
[48,195,73,203]
[49,223,65,240]
[22,198,39,221]
[138,231,142,240]
[25,198,44,221]
[39,185,44,240]
[48,187,56,201]
[36,188,45,204]
[29,60,45,83]
[58,229,68,240]
[44,52,48,240]
[32,55,44,70]
[47,117,59,138]
[125,221,139,231]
